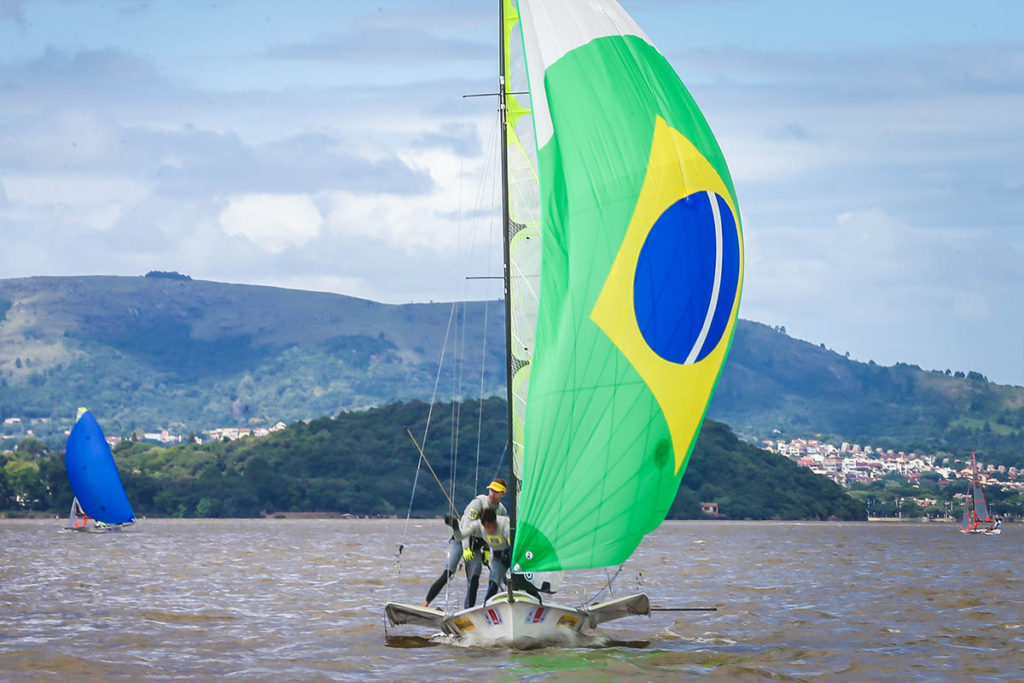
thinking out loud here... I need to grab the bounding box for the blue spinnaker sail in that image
[65,409,135,525]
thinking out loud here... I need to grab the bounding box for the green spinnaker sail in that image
[510,0,745,573]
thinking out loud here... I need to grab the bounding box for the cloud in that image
[218,194,324,255]
[322,141,494,254]
[1,2,1021,385]
[265,2,491,66]
[0,0,26,25]
[148,129,433,198]
[267,30,491,66]
[2,174,148,232]
[411,121,481,157]
[0,47,168,101]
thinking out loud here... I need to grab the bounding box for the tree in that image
[4,460,46,509]
[15,438,48,458]
[0,465,13,507]
[195,497,217,517]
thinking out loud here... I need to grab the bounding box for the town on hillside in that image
[2,416,287,447]
[764,436,1023,506]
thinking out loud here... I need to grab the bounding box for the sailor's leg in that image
[424,570,454,605]
[483,554,509,602]
[463,554,483,608]
[511,573,543,603]
[444,537,462,573]
[423,538,461,605]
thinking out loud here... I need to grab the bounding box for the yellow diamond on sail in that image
[590,116,743,474]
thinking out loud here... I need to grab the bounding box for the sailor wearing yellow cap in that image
[421,479,507,609]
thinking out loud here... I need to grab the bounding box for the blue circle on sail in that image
[633,191,740,364]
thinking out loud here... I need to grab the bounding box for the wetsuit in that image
[460,515,511,603]
[423,495,507,608]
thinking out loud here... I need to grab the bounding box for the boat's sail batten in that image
[512,0,743,573]
[505,0,541,480]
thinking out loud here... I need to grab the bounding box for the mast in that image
[498,0,519,604]
[498,0,517,538]
[971,451,978,526]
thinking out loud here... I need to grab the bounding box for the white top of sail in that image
[518,0,652,147]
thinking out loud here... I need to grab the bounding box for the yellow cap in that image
[487,480,507,494]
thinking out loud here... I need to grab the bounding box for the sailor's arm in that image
[460,519,484,554]
[454,498,479,541]
[459,497,484,532]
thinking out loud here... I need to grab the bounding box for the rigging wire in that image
[474,301,489,491]
[584,565,624,607]
[388,89,503,619]
[407,428,460,517]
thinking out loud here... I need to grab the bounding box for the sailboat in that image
[64,407,135,532]
[386,0,743,648]
[960,451,998,535]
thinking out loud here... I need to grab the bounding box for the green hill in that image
[713,321,1024,464]
[0,275,504,435]
[1,398,864,521]
[2,275,1023,465]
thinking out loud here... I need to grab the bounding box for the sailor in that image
[460,506,512,603]
[421,478,507,609]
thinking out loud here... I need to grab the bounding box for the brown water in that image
[1,519,1020,681]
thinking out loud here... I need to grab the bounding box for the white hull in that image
[386,592,649,649]
[63,521,133,533]
[388,591,651,649]
[441,592,588,649]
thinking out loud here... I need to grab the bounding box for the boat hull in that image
[436,591,650,649]
[64,523,132,533]
[441,592,588,649]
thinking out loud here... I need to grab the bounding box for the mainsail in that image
[504,0,541,485]
[509,0,744,573]
[972,483,990,522]
[65,408,135,525]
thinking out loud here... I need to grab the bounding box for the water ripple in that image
[1,519,1021,681]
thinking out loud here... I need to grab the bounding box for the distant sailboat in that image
[64,407,135,532]
[386,0,742,648]
[960,452,997,535]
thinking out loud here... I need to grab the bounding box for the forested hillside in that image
[0,398,865,521]
[2,275,1023,465]
[0,275,503,437]
[713,321,1024,465]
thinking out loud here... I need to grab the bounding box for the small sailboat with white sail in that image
[64,407,135,533]
[386,0,743,648]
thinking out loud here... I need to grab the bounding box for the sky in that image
[0,0,1022,386]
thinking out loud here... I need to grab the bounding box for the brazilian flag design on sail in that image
[512,16,743,573]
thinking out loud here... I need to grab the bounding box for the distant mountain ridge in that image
[2,275,1023,465]
[0,275,504,436]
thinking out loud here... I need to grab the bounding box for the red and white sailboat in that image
[960,452,1000,535]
